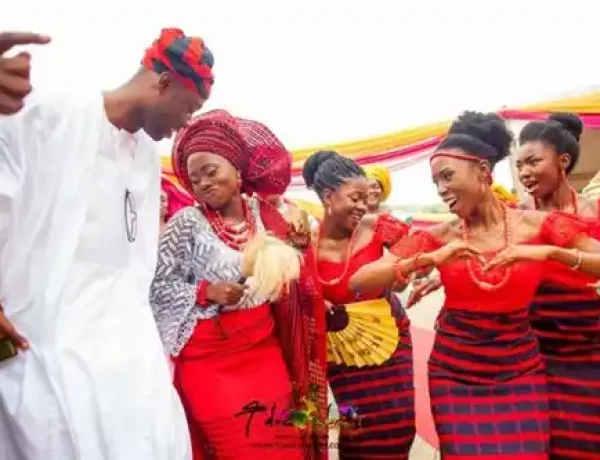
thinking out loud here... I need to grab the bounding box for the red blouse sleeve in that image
[389,229,442,258]
[539,210,592,247]
[374,213,410,247]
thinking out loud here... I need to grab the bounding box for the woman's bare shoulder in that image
[509,208,548,240]
[356,213,383,240]
[360,213,378,229]
[414,220,459,243]
[517,197,534,210]
[512,208,546,224]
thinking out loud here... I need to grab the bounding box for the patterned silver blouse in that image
[149,199,269,356]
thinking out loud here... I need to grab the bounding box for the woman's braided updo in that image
[302,150,365,201]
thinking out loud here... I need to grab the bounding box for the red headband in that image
[431,150,493,185]
[430,150,483,163]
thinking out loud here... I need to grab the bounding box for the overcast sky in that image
[3,1,599,204]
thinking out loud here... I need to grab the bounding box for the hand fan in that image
[287,207,310,234]
[326,298,399,368]
[241,231,302,301]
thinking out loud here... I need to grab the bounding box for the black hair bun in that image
[302,150,338,188]
[449,111,514,164]
[548,113,583,142]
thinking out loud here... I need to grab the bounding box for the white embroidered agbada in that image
[0,91,191,460]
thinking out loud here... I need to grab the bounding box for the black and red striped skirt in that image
[429,306,550,459]
[328,306,415,460]
[530,288,600,460]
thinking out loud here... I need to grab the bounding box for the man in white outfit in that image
[0,28,214,460]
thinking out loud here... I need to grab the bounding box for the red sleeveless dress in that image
[529,209,600,459]
[318,214,416,460]
[391,212,588,459]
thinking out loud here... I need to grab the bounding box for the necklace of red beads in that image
[315,224,358,286]
[534,185,579,215]
[461,203,513,291]
[200,199,257,251]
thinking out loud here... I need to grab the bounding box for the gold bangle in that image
[571,249,582,270]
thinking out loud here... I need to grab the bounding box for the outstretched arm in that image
[548,235,600,277]
[350,239,481,293]
[484,236,600,279]
[350,251,437,292]
[484,211,600,278]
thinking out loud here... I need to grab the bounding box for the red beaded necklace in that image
[461,203,513,291]
[200,199,257,251]
[315,225,358,286]
[534,185,579,215]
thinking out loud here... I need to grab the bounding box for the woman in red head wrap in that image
[150,110,327,460]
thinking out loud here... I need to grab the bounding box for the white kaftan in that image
[0,91,191,460]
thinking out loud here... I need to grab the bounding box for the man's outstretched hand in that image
[0,31,50,115]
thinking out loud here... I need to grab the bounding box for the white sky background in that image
[2,1,600,206]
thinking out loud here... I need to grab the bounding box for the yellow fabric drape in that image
[287,88,600,164]
[161,156,174,174]
[289,121,449,164]
[161,87,600,212]
[517,89,600,114]
[161,90,600,166]
[162,88,600,166]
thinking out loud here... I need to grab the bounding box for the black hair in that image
[302,150,365,200]
[518,112,583,174]
[437,111,514,170]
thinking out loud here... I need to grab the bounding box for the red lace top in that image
[390,211,590,314]
[318,214,409,305]
[538,211,597,292]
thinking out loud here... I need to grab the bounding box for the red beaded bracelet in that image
[414,253,429,273]
[196,280,211,308]
[393,258,410,284]
[394,253,431,284]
